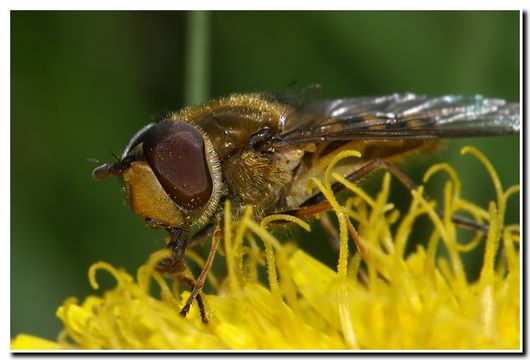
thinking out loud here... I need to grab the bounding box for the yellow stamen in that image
[12,146,519,350]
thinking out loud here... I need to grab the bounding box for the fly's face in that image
[92,119,223,230]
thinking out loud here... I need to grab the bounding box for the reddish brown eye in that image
[143,120,212,210]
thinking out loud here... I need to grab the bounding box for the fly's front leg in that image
[155,223,219,323]
[156,219,222,323]
[156,227,189,274]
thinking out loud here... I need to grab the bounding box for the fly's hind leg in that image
[319,212,340,251]
[282,158,491,239]
[341,159,489,233]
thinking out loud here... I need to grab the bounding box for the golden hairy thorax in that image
[175,94,291,161]
[172,94,301,218]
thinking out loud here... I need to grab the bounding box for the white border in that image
[5,4,526,356]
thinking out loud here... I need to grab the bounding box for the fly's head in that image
[92,119,222,230]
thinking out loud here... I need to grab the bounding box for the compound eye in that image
[143,120,212,210]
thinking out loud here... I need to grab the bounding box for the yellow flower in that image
[12,147,520,350]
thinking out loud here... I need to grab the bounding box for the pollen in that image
[12,147,520,350]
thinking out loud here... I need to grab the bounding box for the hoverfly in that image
[93,92,520,322]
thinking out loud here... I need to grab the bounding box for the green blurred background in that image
[11,11,519,340]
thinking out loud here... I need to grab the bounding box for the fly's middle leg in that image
[179,225,222,321]
[177,275,208,323]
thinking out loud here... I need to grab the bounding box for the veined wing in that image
[278,93,520,144]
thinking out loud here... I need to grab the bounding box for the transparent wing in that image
[278,93,520,144]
